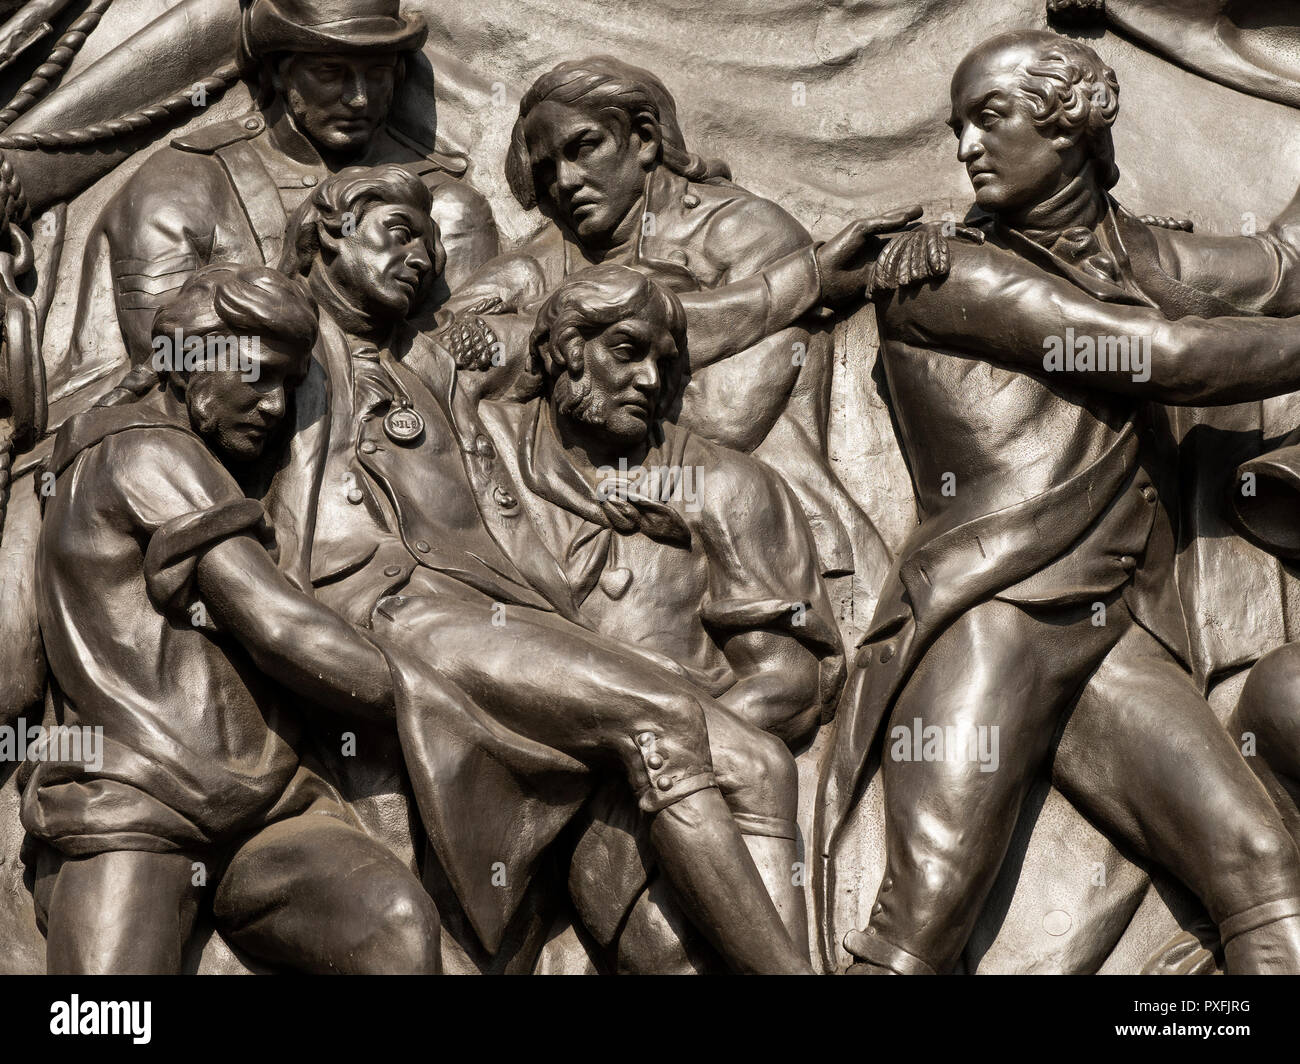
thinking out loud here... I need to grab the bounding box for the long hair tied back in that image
[506,55,732,210]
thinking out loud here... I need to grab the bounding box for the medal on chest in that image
[383,403,425,445]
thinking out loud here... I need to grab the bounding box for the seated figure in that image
[450,55,940,584]
[269,163,834,974]
[20,263,443,974]
[478,264,844,970]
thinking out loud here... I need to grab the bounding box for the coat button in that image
[879,644,894,663]
[1119,555,1136,570]
[475,435,495,458]
[383,565,402,577]
[360,441,377,454]
[302,174,317,187]
[638,732,655,746]
[494,486,517,508]
[346,488,364,504]
[657,777,674,791]
[647,754,664,769]
[244,117,261,131]
[1141,486,1157,502]
[682,193,699,208]
[416,540,431,553]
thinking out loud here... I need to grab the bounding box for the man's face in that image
[185,338,309,463]
[325,200,441,321]
[949,44,1075,215]
[278,53,399,155]
[522,101,654,247]
[556,311,680,446]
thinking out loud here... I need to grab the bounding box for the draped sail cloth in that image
[1099,1,1300,109]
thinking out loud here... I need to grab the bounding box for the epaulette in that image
[171,114,266,154]
[1139,214,1195,233]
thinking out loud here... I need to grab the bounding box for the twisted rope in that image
[0,61,241,152]
[0,150,26,224]
[0,0,116,134]
[0,434,10,536]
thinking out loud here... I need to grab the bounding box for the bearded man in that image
[450,55,948,586]
[268,163,847,974]
[477,264,844,970]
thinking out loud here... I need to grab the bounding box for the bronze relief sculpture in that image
[2,0,1300,978]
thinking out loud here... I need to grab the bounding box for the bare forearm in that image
[241,594,394,721]
[197,537,394,721]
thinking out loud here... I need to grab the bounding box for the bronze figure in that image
[1,0,1300,979]
[819,30,1300,976]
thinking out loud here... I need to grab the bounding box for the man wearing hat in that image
[90,0,498,401]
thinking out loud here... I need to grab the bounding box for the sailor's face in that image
[950,45,1073,215]
[523,101,652,247]
[186,337,309,463]
[279,53,399,155]
[327,201,441,320]
[563,314,679,445]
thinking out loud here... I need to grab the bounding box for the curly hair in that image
[279,162,442,279]
[151,263,319,378]
[505,55,732,211]
[997,31,1121,190]
[529,265,688,419]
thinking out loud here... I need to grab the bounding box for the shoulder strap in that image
[385,123,470,178]
[212,138,288,267]
[171,114,266,155]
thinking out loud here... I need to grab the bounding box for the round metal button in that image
[244,117,260,131]
[302,174,317,187]
[346,488,364,504]
[415,541,431,553]
[1119,555,1136,570]
[475,435,495,458]
[1141,486,1157,502]
[383,565,402,577]
[657,777,674,791]
[647,754,664,770]
[359,440,377,454]
[638,732,654,746]
[494,486,517,509]
[682,193,700,208]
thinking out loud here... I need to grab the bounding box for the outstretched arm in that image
[444,206,939,388]
[884,237,1300,406]
[677,204,931,371]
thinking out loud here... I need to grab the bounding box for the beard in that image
[553,372,607,428]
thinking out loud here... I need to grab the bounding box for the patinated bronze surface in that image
[2,0,1300,975]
